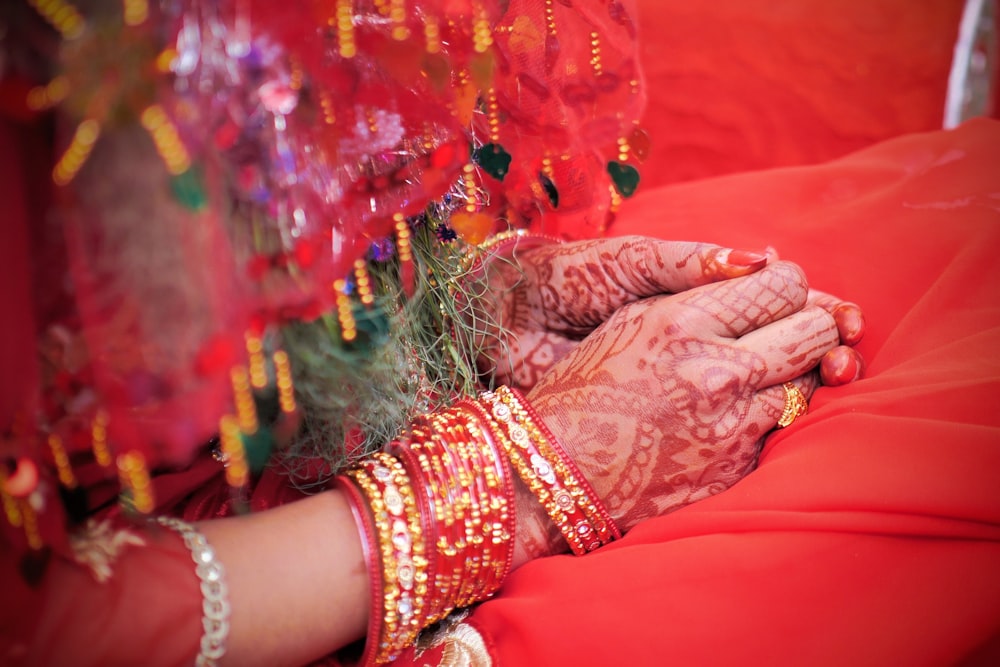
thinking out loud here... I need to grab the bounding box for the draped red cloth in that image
[8,116,998,667]
[635,0,975,187]
[393,118,1000,666]
[4,1,1000,664]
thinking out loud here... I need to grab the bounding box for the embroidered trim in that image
[69,518,146,583]
[415,611,492,667]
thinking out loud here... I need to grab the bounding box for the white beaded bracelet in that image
[155,516,231,667]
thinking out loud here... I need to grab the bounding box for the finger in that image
[819,345,865,386]
[751,371,821,432]
[737,305,840,387]
[549,237,771,317]
[807,289,865,345]
[675,261,810,338]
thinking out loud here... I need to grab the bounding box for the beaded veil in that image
[0,0,646,562]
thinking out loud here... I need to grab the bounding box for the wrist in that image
[510,474,566,568]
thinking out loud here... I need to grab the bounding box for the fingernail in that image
[833,304,865,345]
[820,346,864,386]
[726,249,768,268]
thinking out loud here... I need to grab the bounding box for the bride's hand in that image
[514,261,864,558]
[475,235,771,389]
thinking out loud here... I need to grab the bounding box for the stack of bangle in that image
[337,403,516,665]
[338,385,620,665]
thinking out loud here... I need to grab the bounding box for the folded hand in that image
[520,261,863,550]
[476,235,770,388]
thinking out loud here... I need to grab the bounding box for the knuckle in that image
[768,260,809,303]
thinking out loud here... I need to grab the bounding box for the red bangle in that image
[333,475,383,667]
[478,386,620,554]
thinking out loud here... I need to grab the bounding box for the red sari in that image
[393,118,1000,666]
[3,0,999,662]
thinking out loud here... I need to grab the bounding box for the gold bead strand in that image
[122,0,149,26]
[140,104,191,175]
[52,119,100,186]
[335,0,357,59]
[589,30,603,77]
[390,0,409,41]
[486,88,501,144]
[354,259,375,309]
[26,76,69,112]
[544,0,557,35]
[245,332,269,390]
[91,409,113,467]
[230,366,260,435]
[117,450,155,514]
[461,162,483,216]
[0,469,23,529]
[424,13,442,54]
[394,213,416,297]
[320,90,337,126]
[26,0,85,39]
[47,434,77,489]
[471,1,493,54]
[272,350,297,415]
[334,279,358,342]
[218,415,250,488]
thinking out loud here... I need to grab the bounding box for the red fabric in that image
[2,524,203,666]
[634,0,969,188]
[4,4,999,664]
[394,119,1000,665]
[8,116,997,667]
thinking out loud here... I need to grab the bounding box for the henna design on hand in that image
[479,237,768,389]
[522,262,843,537]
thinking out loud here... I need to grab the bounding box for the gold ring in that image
[777,382,808,428]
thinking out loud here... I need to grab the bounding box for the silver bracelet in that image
[155,516,230,667]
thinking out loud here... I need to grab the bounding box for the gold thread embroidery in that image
[69,519,146,583]
[415,612,492,667]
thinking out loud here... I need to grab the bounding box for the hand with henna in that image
[511,261,865,560]
[475,235,773,389]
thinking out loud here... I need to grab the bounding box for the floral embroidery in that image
[415,611,492,667]
[69,519,145,583]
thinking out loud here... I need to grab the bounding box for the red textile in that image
[3,527,204,666]
[401,119,1000,665]
[4,3,1000,663]
[634,0,969,187]
[8,116,998,667]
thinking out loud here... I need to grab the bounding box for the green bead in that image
[607,161,640,198]
[170,167,208,210]
[473,143,512,182]
[241,428,276,472]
